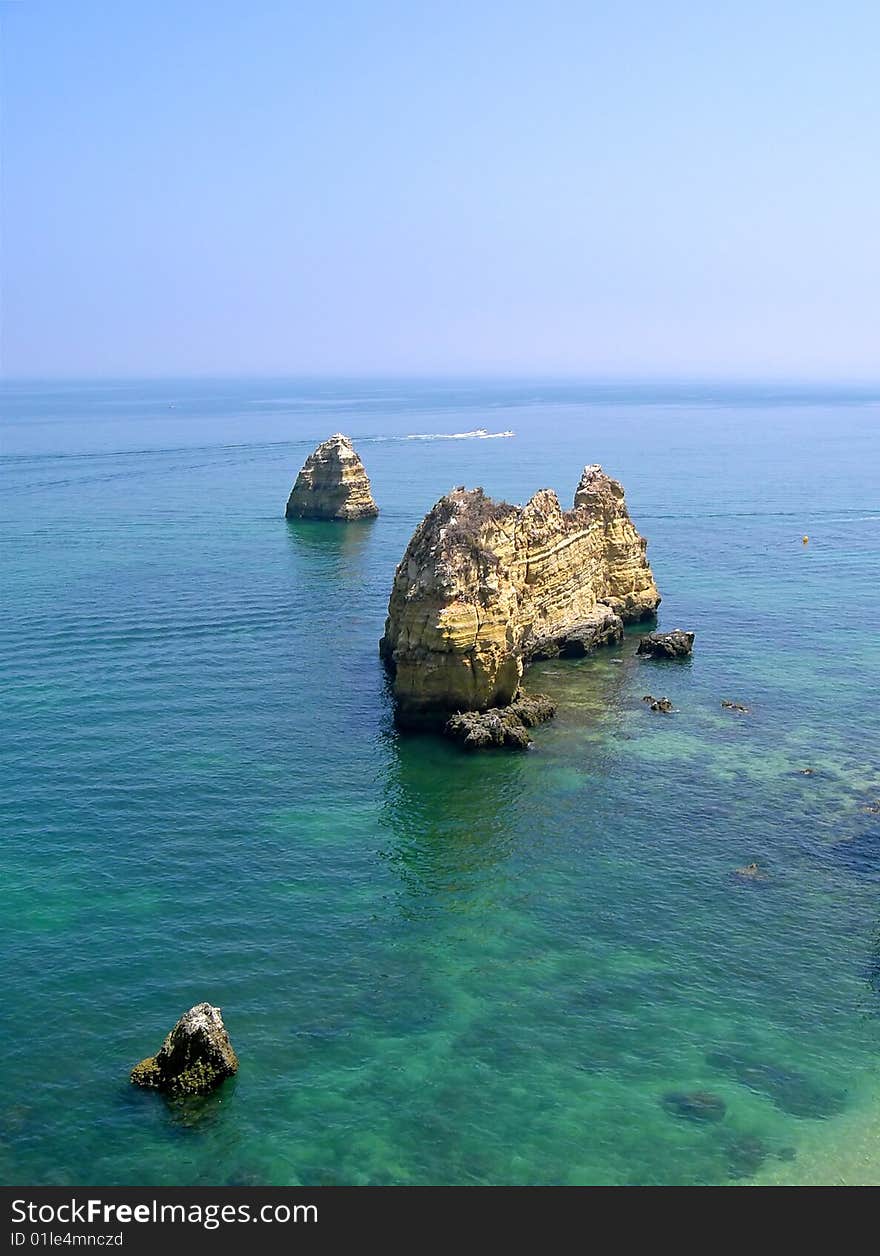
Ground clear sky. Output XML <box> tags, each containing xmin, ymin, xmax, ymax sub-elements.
<box><xmin>2</xmin><ymin>0</ymin><xmax>878</xmax><ymax>379</ymax></box>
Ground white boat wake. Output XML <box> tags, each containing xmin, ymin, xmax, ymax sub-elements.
<box><xmin>404</xmin><ymin>428</ymin><xmax>515</xmax><ymax>441</ymax></box>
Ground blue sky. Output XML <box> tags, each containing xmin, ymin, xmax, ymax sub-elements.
<box><xmin>2</xmin><ymin>1</ymin><xmax>878</xmax><ymax>378</ymax></box>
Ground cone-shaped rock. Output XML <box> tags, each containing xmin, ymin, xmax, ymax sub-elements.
<box><xmin>285</xmin><ymin>433</ymin><xmax>378</xmax><ymax>520</ymax></box>
<box><xmin>380</xmin><ymin>465</ymin><xmax>659</xmax><ymax>725</ymax></box>
<box><xmin>130</xmin><ymin>1003</ymin><xmax>238</xmax><ymax>1096</ymax></box>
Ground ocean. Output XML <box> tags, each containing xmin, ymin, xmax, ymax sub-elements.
<box><xmin>1</xmin><ymin>377</ymin><xmax>879</xmax><ymax>1185</ymax></box>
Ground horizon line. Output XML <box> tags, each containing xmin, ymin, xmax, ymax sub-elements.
<box><xmin>3</xmin><ymin>371</ymin><xmax>880</xmax><ymax>388</ymax></box>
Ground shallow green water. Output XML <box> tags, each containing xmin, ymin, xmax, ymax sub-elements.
<box><xmin>2</xmin><ymin>379</ymin><xmax>879</xmax><ymax>1184</ymax></box>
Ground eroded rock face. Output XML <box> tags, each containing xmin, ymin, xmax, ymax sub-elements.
<box><xmin>380</xmin><ymin>466</ymin><xmax>659</xmax><ymax>724</ymax></box>
<box><xmin>285</xmin><ymin>434</ymin><xmax>378</xmax><ymax>520</ymax></box>
<box><xmin>130</xmin><ymin>1003</ymin><xmax>238</xmax><ymax>1096</ymax></box>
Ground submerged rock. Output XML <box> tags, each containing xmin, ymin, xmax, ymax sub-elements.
<box><xmin>721</xmin><ymin>700</ymin><xmax>750</xmax><ymax>714</ymax></box>
<box><xmin>444</xmin><ymin>692</ymin><xmax>557</xmax><ymax>750</ymax></box>
<box><xmin>706</xmin><ymin>1049</ymin><xmax>846</xmax><ymax>1119</ymax></box>
<box><xmin>130</xmin><ymin>1003</ymin><xmax>238</xmax><ymax>1096</ymax></box>
<box><xmin>733</xmin><ymin>862</ymin><xmax>761</xmax><ymax>879</ymax></box>
<box><xmin>380</xmin><ymin>465</ymin><xmax>659</xmax><ymax>726</ymax></box>
<box><xmin>661</xmin><ymin>1090</ymin><xmax>727</xmax><ymax>1123</ymax></box>
<box><xmin>637</xmin><ymin>629</ymin><xmax>695</xmax><ymax>659</ymax></box>
<box><xmin>720</xmin><ymin>1131</ymin><xmax>769</xmax><ymax>1180</ymax></box>
<box><xmin>285</xmin><ymin>434</ymin><xmax>378</xmax><ymax>520</ymax></box>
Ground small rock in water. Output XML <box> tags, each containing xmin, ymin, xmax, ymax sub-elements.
<box><xmin>733</xmin><ymin>862</ymin><xmax>761</xmax><ymax>880</ymax></box>
<box><xmin>862</xmin><ymin>800</ymin><xmax>880</xmax><ymax>815</ymax></box>
<box><xmin>445</xmin><ymin>708</ymin><xmax>532</xmax><ymax>750</ymax></box>
<box><xmin>721</xmin><ymin>700</ymin><xmax>750</xmax><ymax>713</ymax></box>
<box><xmin>642</xmin><ymin>694</ymin><xmax>674</xmax><ymax>712</ymax></box>
<box><xmin>799</xmin><ymin>768</ymin><xmax>815</xmax><ymax>776</ymax></box>
<box><xmin>637</xmin><ymin>629</ymin><xmax>695</xmax><ymax>659</ymax></box>
<box><xmin>130</xmin><ymin>1003</ymin><xmax>238</xmax><ymax>1096</ymax></box>
<box><xmin>444</xmin><ymin>692</ymin><xmax>555</xmax><ymax>750</ymax></box>
<box><xmin>661</xmin><ymin>1090</ymin><xmax>727</xmax><ymax>1123</ymax></box>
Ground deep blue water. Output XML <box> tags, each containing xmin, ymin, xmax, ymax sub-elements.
<box><xmin>2</xmin><ymin>378</ymin><xmax>879</xmax><ymax>1185</ymax></box>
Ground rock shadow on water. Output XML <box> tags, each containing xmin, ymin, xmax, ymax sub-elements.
<box><xmin>379</xmin><ymin>730</ymin><xmax>526</xmax><ymax>910</ymax></box>
<box><xmin>123</xmin><ymin>1074</ymin><xmax>237</xmax><ymax>1133</ymax></box>
<box><xmin>706</xmin><ymin>1049</ymin><xmax>846</xmax><ymax>1118</ymax></box>
<box><xmin>284</xmin><ymin>515</ymin><xmax>376</xmax><ymax>567</ymax></box>
<box><xmin>830</xmin><ymin>818</ymin><xmax>880</xmax><ymax>883</ymax></box>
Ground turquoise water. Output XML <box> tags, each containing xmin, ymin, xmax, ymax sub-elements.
<box><xmin>2</xmin><ymin>378</ymin><xmax>879</xmax><ymax>1186</ymax></box>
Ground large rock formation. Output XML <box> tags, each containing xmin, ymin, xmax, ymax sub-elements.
<box><xmin>380</xmin><ymin>465</ymin><xmax>659</xmax><ymax>725</ymax></box>
<box><xmin>285</xmin><ymin>433</ymin><xmax>378</xmax><ymax>520</ymax></box>
<box><xmin>130</xmin><ymin>1003</ymin><xmax>238</xmax><ymax>1096</ymax></box>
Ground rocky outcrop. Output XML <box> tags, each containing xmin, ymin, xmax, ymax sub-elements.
<box><xmin>445</xmin><ymin>692</ymin><xmax>557</xmax><ymax>750</ymax></box>
<box><xmin>130</xmin><ymin>1003</ymin><xmax>238</xmax><ymax>1096</ymax></box>
<box><xmin>636</xmin><ymin>629</ymin><xmax>694</xmax><ymax>659</ymax></box>
<box><xmin>642</xmin><ymin>694</ymin><xmax>674</xmax><ymax>713</ymax></box>
<box><xmin>285</xmin><ymin>434</ymin><xmax>378</xmax><ymax>520</ymax></box>
<box><xmin>380</xmin><ymin>465</ymin><xmax>659</xmax><ymax>725</ymax></box>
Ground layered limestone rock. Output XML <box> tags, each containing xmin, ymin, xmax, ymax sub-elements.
<box><xmin>285</xmin><ymin>434</ymin><xmax>378</xmax><ymax>520</ymax></box>
<box><xmin>130</xmin><ymin>1003</ymin><xmax>238</xmax><ymax>1096</ymax></box>
<box><xmin>380</xmin><ymin>465</ymin><xmax>659</xmax><ymax>725</ymax></box>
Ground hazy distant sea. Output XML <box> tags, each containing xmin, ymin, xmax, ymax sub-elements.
<box><xmin>2</xmin><ymin>378</ymin><xmax>879</xmax><ymax>1185</ymax></box>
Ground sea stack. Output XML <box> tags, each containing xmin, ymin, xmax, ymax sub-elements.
<box><xmin>380</xmin><ymin>465</ymin><xmax>659</xmax><ymax>727</ymax></box>
<box><xmin>285</xmin><ymin>433</ymin><xmax>378</xmax><ymax>520</ymax></box>
<box><xmin>130</xmin><ymin>1003</ymin><xmax>238</xmax><ymax>1096</ymax></box>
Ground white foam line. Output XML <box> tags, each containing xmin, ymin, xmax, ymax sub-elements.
<box><xmin>403</xmin><ymin>429</ymin><xmax>515</xmax><ymax>441</ymax></box>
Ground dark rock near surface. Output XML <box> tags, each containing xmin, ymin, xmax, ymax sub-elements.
<box><xmin>720</xmin><ymin>1131</ymin><xmax>769</xmax><ymax>1180</ymax></box>
<box><xmin>637</xmin><ymin>629</ymin><xmax>695</xmax><ymax>659</ymax></box>
<box><xmin>528</xmin><ymin>612</ymin><xmax>624</xmax><ymax>660</ymax></box>
<box><xmin>661</xmin><ymin>1090</ymin><xmax>727</xmax><ymax>1123</ymax></box>
<box><xmin>706</xmin><ymin>1049</ymin><xmax>846</xmax><ymax>1119</ymax></box>
<box><xmin>733</xmin><ymin>862</ymin><xmax>761</xmax><ymax>880</ymax></box>
<box><xmin>130</xmin><ymin>1003</ymin><xmax>238</xmax><ymax>1096</ymax></box>
<box><xmin>721</xmin><ymin>700</ymin><xmax>750</xmax><ymax>714</ymax></box>
<box><xmin>444</xmin><ymin>692</ymin><xmax>556</xmax><ymax>750</ymax></box>
<box><xmin>510</xmin><ymin>693</ymin><xmax>557</xmax><ymax>726</ymax></box>
<box><xmin>641</xmin><ymin>694</ymin><xmax>673</xmax><ymax>712</ymax></box>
